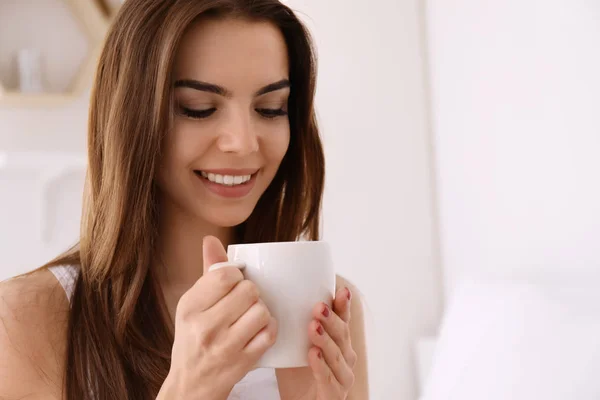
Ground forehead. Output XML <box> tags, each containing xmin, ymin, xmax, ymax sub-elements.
<box><xmin>174</xmin><ymin>17</ymin><xmax>289</xmax><ymax>85</ymax></box>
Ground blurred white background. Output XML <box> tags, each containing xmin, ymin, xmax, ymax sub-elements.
<box><xmin>1</xmin><ymin>1</ymin><xmax>599</xmax><ymax>399</ymax></box>
<box><xmin>423</xmin><ymin>1</ymin><xmax>600</xmax><ymax>399</ymax></box>
<box><xmin>427</xmin><ymin>0</ymin><xmax>600</xmax><ymax>299</ymax></box>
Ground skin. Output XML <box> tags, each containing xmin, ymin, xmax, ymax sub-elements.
<box><xmin>0</xmin><ymin>17</ymin><xmax>369</xmax><ymax>400</ymax></box>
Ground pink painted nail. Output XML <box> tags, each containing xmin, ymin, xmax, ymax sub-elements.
<box><xmin>346</xmin><ymin>287</ymin><xmax>352</xmax><ymax>301</ymax></box>
<box><xmin>316</xmin><ymin>324</ymin><xmax>324</xmax><ymax>336</ymax></box>
<box><xmin>321</xmin><ymin>304</ymin><xmax>330</xmax><ymax>318</ymax></box>
<box><xmin>317</xmin><ymin>350</ymin><xmax>323</xmax><ymax>359</ymax></box>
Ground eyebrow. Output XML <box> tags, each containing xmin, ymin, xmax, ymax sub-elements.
<box><xmin>174</xmin><ymin>79</ymin><xmax>290</xmax><ymax>97</ymax></box>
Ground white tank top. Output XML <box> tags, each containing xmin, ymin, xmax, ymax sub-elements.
<box><xmin>48</xmin><ymin>265</ymin><xmax>281</xmax><ymax>400</ymax></box>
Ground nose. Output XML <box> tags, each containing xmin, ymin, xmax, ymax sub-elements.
<box><xmin>216</xmin><ymin>108</ymin><xmax>259</xmax><ymax>156</ymax></box>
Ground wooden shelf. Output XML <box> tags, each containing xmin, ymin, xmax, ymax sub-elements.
<box><xmin>0</xmin><ymin>0</ymin><xmax>111</xmax><ymax>107</ymax></box>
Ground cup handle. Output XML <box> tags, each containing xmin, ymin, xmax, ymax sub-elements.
<box><xmin>208</xmin><ymin>261</ymin><xmax>246</xmax><ymax>272</ymax></box>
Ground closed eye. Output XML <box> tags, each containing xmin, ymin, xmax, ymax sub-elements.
<box><xmin>179</xmin><ymin>107</ymin><xmax>216</xmax><ymax>119</ymax></box>
<box><xmin>178</xmin><ymin>107</ymin><xmax>287</xmax><ymax>120</ymax></box>
<box><xmin>256</xmin><ymin>108</ymin><xmax>288</xmax><ymax>119</ymax></box>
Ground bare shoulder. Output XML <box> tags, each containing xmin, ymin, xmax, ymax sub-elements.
<box><xmin>0</xmin><ymin>269</ymin><xmax>69</xmax><ymax>398</ymax></box>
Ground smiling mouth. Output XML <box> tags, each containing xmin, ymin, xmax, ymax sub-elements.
<box><xmin>194</xmin><ymin>170</ymin><xmax>256</xmax><ymax>187</ymax></box>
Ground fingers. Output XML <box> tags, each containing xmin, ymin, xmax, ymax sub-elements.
<box><xmin>333</xmin><ymin>286</ymin><xmax>352</xmax><ymax>323</ymax></box>
<box><xmin>202</xmin><ymin>235</ymin><xmax>228</xmax><ymax>274</ymax></box>
<box><xmin>312</xmin><ymin>302</ymin><xmax>356</xmax><ymax>368</ymax></box>
<box><xmin>208</xmin><ymin>279</ymin><xmax>260</xmax><ymax>326</ymax></box>
<box><xmin>230</xmin><ymin>299</ymin><xmax>275</xmax><ymax>349</ymax></box>
<box><xmin>181</xmin><ymin>235</ymin><xmax>245</xmax><ymax>312</ymax></box>
<box><xmin>308</xmin><ymin>346</ymin><xmax>342</xmax><ymax>396</ymax></box>
<box><xmin>242</xmin><ymin>315</ymin><xmax>278</xmax><ymax>359</ymax></box>
<box><xmin>309</xmin><ymin>320</ymin><xmax>355</xmax><ymax>389</ymax></box>
<box><xmin>181</xmin><ymin>266</ymin><xmax>244</xmax><ymax>314</ymax></box>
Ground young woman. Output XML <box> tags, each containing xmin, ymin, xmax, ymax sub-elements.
<box><xmin>0</xmin><ymin>1</ymin><xmax>368</xmax><ymax>399</ymax></box>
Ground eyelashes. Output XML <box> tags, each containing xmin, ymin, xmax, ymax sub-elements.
<box><xmin>178</xmin><ymin>106</ymin><xmax>288</xmax><ymax>120</ymax></box>
<box><xmin>179</xmin><ymin>107</ymin><xmax>216</xmax><ymax>119</ymax></box>
<box><xmin>255</xmin><ymin>108</ymin><xmax>288</xmax><ymax>118</ymax></box>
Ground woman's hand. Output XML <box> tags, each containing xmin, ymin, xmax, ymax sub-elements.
<box><xmin>157</xmin><ymin>236</ymin><xmax>278</xmax><ymax>400</ymax></box>
<box><xmin>307</xmin><ymin>287</ymin><xmax>357</xmax><ymax>400</ymax></box>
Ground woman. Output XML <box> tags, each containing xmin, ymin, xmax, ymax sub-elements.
<box><xmin>0</xmin><ymin>0</ymin><xmax>368</xmax><ymax>399</ymax></box>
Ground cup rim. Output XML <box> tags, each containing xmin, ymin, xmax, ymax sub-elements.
<box><xmin>227</xmin><ymin>240</ymin><xmax>328</xmax><ymax>248</ymax></box>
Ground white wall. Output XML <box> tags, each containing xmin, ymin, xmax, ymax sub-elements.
<box><xmin>287</xmin><ymin>1</ymin><xmax>442</xmax><ymax>398</ymax></box>
<box><xmin>0</xmin><ymin>0</ymin><xmax>90</xmax><ymax>278</ymax></box>
<box><xmin>426</xmin><ymin>0</ymin><xmax>600</xmax><ymax>298</ymax></box>
<box><xmin>1</xmin><ymin>1</ymin><xmax>441</xmax><ymax>399</ymax></box>
<box><xmin>0</xmin><ymin>97</ymin><xmax>88</xmax><ymax>153</ymax></box>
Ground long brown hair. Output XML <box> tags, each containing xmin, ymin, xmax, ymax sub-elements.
<box><xmin>43</xmin><ymin>1</ymin><xmax>324</xmax><ymax>398</ymax></box>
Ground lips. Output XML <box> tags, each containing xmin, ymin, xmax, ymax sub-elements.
<box><xmin>194</xmin><ymin>169</ymin><xmax>259</xmax><ymax>198</ymax></box>
<box><xmin>195</xmin><ymin>170</ymin><xmax>253</xmax><ymax>186</ymax></box>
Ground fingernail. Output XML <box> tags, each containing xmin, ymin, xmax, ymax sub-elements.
<box><xmin>316</xmin><ymin>323</ymin><xmax>324</xmax><ymax>336</ymax></box>
<box><xmin>321</xmin><ymin>304</ymin><xmax>330</xmax><ymax>318</ymax></box>
<box><xmin>317</xmin><ymin>350</ymin><xmax>323</xmax><ymax>359</ymax></box>
<box><xmin>346</xmin><ymin>287</ymin><xmax>352</xmax><ymax>301</ymax></box>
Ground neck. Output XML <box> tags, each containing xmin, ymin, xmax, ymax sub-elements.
<box><xmin>155</xmin><ymin>200</ymin><xmax>234</xmax><ymax>317</ymax></box>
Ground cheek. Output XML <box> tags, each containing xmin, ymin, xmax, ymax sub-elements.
<box><xmin>262</xmin><ymin>128</ymin><xmax>290</xmax><ymax>165</ymax></box>
<box><xmin>157</xmin><ymin>123</ymin><xmax>209</xmax><ymax>188</ymax></box>
<box><xmin>167</xmin><ymin>121</ymin><xmax>214</xmax><ymax>167</ymax></box>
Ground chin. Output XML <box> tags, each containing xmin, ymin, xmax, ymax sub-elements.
<box><xmin>199</xmin><ymin>208</ymin><xmax>253</xmax><ymax>228</ymax></box>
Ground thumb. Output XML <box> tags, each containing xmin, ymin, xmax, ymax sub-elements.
<box><xmin>202</xmin><ymin>235</ymin><xmax>228</xmax><ymax>274</ymax></box>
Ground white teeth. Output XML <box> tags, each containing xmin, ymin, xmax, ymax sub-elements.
<box><xmin>199</xmin><ymin>171</ymin><xmax>253</xmax><ymax>186</ymax></box>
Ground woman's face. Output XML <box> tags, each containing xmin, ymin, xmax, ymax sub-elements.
<box><xmin>157</xmin><ymin>17</ymin><xmax>291</xmax><ymax>227</ymax></box>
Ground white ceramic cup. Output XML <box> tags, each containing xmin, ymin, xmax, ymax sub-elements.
<box><xmin>209</xmin><ymin>241</ymin><xmax>336</xmax><ymax>369</ymax></box>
